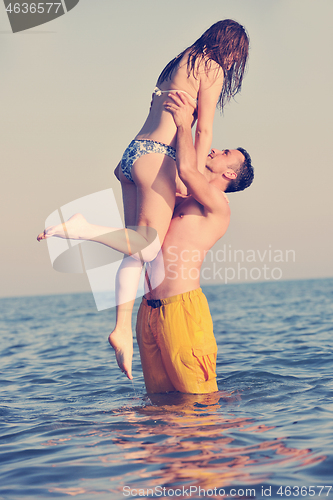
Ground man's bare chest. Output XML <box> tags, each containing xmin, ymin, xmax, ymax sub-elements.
<box><xmin>173</xmin><ymin>195</ymin><xmax>204</xmax><ymax>220</ymax></box>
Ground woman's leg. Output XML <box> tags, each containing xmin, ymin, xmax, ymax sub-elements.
<box><xmin>108</xmin><ymin>177</ymin><xmax>141</xmax><ymax>380</ymax></box>
<box><xmin>109</xmin><ymin>155</ymin><xmax>176</xmax><ymax>380</ymax></box>
<box><xmin>37</xmin><ymin>216</ymin><xmax>159</xmax><ymax>259</ymax></box>
<box><xmin>37</xmin><ymin>154</ymin><xmax>176</xmax><ymax>380</ymax></box>
<box><xmin>132</xmin><ymin>153</ymin><xmax>176</xmax><ymax>240</ymax></box>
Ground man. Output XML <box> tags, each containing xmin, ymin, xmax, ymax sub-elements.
<box><xmin>37</xmin><ymin>94</ymin><xmax>253</xmax><ymax>392</ymax></box>
<box><xmin>135</xmin><ymin>92</ymin><xmax>254</xmax><ymax>393</ymax></box>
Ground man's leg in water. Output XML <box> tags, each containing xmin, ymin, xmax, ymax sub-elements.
<box><xmin>137</xmin><ymin>290</ymin><xmax>218</xmax><ymax>394</ymax></box>
<box><xmin>136</xmin><ymin>297</ymin><xmax>176</xmax><ymax>393</ymax></box>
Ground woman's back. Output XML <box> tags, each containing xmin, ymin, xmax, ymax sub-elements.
<box><xmin>134</xmin><ymin>19</ymin><xmax>249</xmax><ymax>151</ymax></box>
<box><xmin>135</xmin><ymin>51</ymin><xmax>200</xmax><ymax>147</ymax></box>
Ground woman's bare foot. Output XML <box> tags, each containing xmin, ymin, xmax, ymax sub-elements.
<box><xmin>108</xmin><ymin>328</ymin><xmax>133</xmax><ymax>380</ymax></box>
<box><xmin>37</xmin><ymin>213</ymin><xmax>91</xmax><ymax>242</ymax></box>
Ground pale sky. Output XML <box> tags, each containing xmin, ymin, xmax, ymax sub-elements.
<box><xmin>1</xmin><ymin>0</ymin><xmax>333</xmax><ymax>298</ymax></box>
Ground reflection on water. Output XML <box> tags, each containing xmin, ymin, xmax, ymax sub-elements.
<box><xmin>44</xmin><ymin>391</ymin><xmax>325</xmax><ymax>497</ymax></box>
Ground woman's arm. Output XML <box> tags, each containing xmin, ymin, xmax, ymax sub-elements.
<box><xmin>195</xmin><ymin>61</ymin><xmax>224</xmax><ymax>173</ymax></box>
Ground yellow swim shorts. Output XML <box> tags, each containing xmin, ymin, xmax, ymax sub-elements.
<box><xmin>136</xmin><ymin>288</ymin><xmax>218</xmax><ymax>394</ymax></box>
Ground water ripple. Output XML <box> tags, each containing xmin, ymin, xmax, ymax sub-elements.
<box><xmin>0</xmin><ymin>280</ymin><xmax>332</xmax><ymax>499</ymax></box>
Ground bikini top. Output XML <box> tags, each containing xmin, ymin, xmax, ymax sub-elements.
<box><xmin>153</xmin><ymin>86</ymin><xmax>197</xmax><ymax>104</ymax></box>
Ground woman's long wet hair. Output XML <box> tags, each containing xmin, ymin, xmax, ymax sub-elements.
<box><xmin>157</xmin><ymin>20</ymin><xmax>249</xmax><ymax>111</ymax></box>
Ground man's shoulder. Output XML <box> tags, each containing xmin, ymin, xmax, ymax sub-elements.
<box><xmin>203</xmin><ymin>184</ymin><xmax>231</xmax><ymax>216</ymax></box>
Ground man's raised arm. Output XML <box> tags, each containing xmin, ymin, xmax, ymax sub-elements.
<box><xmin>164</xmin><ymin>93</ymin><xmax>225</xmax><ymax>213</ymax></box>
<box><xmin>164</xmin><ymin>92</ymin><xmax>198</xmax><ymax>182</ymax></box>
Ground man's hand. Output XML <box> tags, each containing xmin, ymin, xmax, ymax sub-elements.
<box><xmin>164</xmin><ymin>92</ymin><xmax>197</xmax><ymax>129</ymax></box>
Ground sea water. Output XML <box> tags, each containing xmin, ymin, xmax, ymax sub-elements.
<box><xmin>0</xmin><ymin>279</ymin><xmax>332</xmax><ymax>499</ymax></box>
